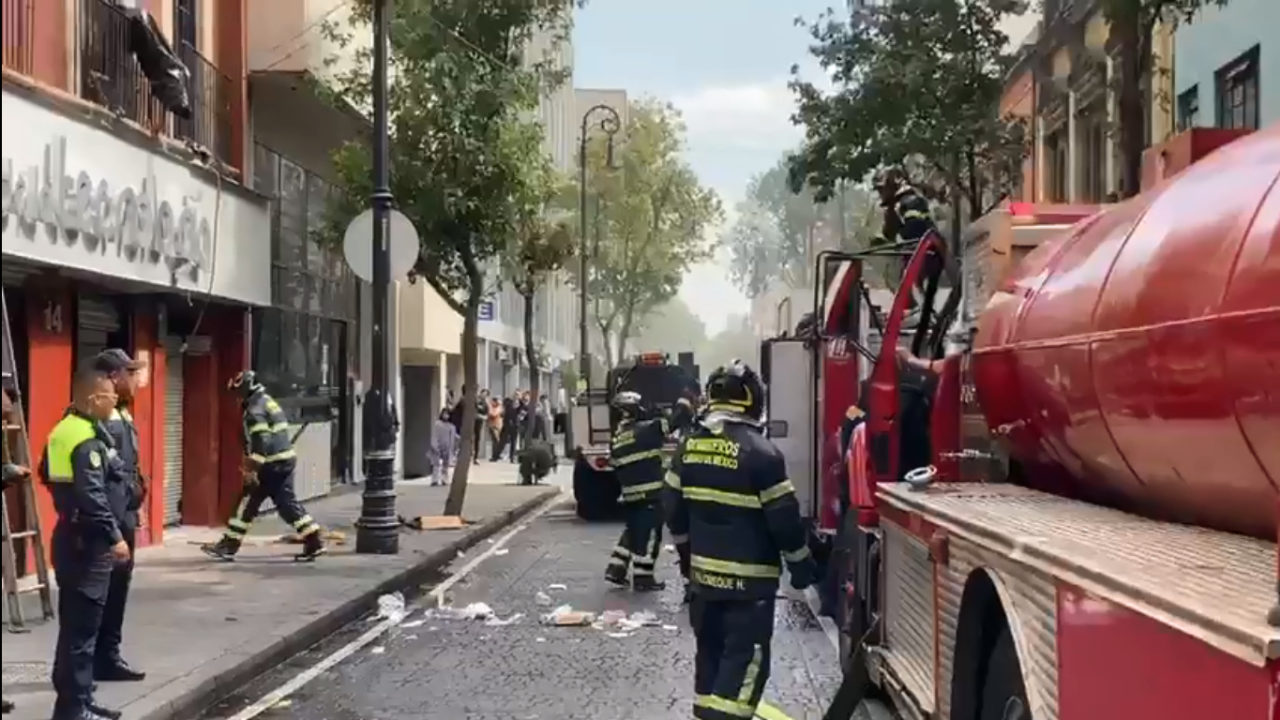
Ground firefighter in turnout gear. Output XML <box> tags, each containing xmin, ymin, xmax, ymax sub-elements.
<box><xmin>663</xmin><ymin>360</ymin><xmax>819</xmax><ymax>720</ymax></box>
<box><xmin>44</xmin><ymin>369</ymin><xmax>132</xmax><ymax>720</ymax></box>
<box><xmin>604</xmin><ymin>391</ymin><xmax>669</xmax><ymax>591</ymax></box>
<box><xmin>872</xmin><ymin>165</ymin><xmax>936</xmax><ymax>244</ymax></box>
<box><xmin>201</xmin><ymin>371</ymin><xmax>326</xmax><ymax>562</ymax></box>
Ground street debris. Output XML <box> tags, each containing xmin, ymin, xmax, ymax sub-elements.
<box><xmin>400</xmin><ymin>619</ymin><xmax>426</xmax><ymax>629</ymax></box>
<box><xmin>485</xmin><ymin>612</ymin><xmax>525</xmax><ymax>627</ymax></box>
<box><xmin>371</xmin><ymin>646</ymin><xmax>386</xmax><ymax>655</ymax></box>
<box><xmin>541</xmin><ymin>604</ymin><xmax>596</xmax><ymax>626</ymax></box>
<box><xmin>547</xmin><ymin>583</ymin><xmax>567</xmax><ymax>591</ymax></box>
<box><xmin>534</xmin><ymin>591</ymin><xmax>553</xmax><ymax>606</ymax></box>
<box><xmin>495</xmin><ymin>548</ymin><xmax>510</xmax><ymax>556</ymax></box>
<box><xmin>433</xmin><ymin>602</ymin><xmax>496</xmax><ymax>620</ymax></box>
<box><xmin>377</xmin><ymin>592</ymin><xmax>407</xmax><ymax>621</ymax></box>
<box><xmin>398</xmin><ymin>514</ymin><xmax>469</xmax><ymax>531</ymax></box>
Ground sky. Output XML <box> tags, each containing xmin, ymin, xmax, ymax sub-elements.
<box><xmin>572</xmin><ymin>0</ymin><xmax>837</xmax><ymax>335</ymax></box>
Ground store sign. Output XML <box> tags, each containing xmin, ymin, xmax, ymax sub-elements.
<box><xmin>1</xmin><ymin>135</ymin><xmax>213</xmax><ymax>285</ymax></box>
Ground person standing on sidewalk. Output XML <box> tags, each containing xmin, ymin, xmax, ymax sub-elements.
<box><xmin>44</xmin><ymin>368</ymin><xmax>132</xmax><ymax>720</ymax></box>
<box><xmin>430</xmin><ymin>408</ymin><xmax>456</xmax><ymax>486</ymax></box>
<box><xmin>201</xmin><ymin>371</ymin><xmax>326</xmax><ymax>562</ymax></box>
<box><xmin>88</xmin><ymin>349</ymin><xmax>147</xmax><ymax>684</ymax></box>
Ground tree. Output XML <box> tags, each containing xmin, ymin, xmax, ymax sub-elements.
<box><xmin>1101</xmin><ymin>0</ymin><xmax>1229</xmax><ymax>198</ymax></box>
<box><xmin>507</xmin><ymin>164</ymin><xmax>575</xmax><ymax>443</ymax></box>
<box><xmin>316</xmin><ymin>0</ymin><xmax>575</xmax><ymax>515</ymax></box>
<box><xmin>725</xmin><ymin>155</ymin><xmax>883</xmax><ymax>297</ymax></box>
<box><xmin>628</xmin><ymin>297</ymin><xmax>708</xmax><ymax>356</ymax></box>
<box><xmin>788</xmin><ymin>0</ymin><xmax>1029</xmax><ymax>231</ymax></box>
<box><xmin>581</xmin><ymin>100</ymin><xmax>722</xmax><ymax>368</ymax></box>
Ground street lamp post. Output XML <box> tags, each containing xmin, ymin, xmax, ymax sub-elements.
<box><xmin>356</xmin><ymin>0</ymin><xmax>399</xmax><ymax>554</ymax></box>
<box><xmin>577</xmin><ymin>104</ymin><xmax>621</xmax><ymax>396</ymax></box>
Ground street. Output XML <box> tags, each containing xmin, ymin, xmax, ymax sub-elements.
<box><xmin>199</xmin><ymin>497</ymin><xmax>843</xmax><ymax>720</ymax></box>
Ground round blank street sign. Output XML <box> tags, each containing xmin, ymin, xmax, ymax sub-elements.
<box><xmin>343</xmin><ymin>208</ymin><xmax>420</xmax><ymax>283</ymax></box>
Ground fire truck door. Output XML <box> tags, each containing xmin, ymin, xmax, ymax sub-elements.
<box><xmin>763</xmin><ymin>339</ymin><xmax>817</xmax><ymax>518</ymax></box>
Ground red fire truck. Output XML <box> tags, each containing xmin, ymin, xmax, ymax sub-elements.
<box><xmin>762</xmin><ymin>124</ymin><xmax>1279</xmax><ymax>720</ymax></box>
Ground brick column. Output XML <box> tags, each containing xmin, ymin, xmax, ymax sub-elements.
<box><xmin>215</xmin><ymin>0</ymin><xmax>249</xmax><ymax>175</ymax></box>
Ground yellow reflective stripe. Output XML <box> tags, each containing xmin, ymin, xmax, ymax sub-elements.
<box><xmin>622</xmin><ymin>481</ymin><xmax>663</xmax><ymax>496</ymax></box>
<box><xmin>755</xmin><ymin>700</ymin><xmax>798</xmax><ymax>720</ymax></box>
<box><xmin>292</xmin><ymin>515</ymin><xmax>316</xmax><ymax>529</ymax></box>
<box><xmin>670</xmin><ymin>533</ymin><xmax>688</xmax><ymax>544</ymax></box>
<box><xmin>738</xmin><ymin>644</ymin><xmax>762</xmax><ymax>704</ymax></box>
<box><xmin>759</xmin><ymin>480</ymin><xmax>795</xmax><ymax>504</ymax></box>
<box><xmin>901</xmin><ymin>209</ymin><xmax>929</xmax><ymax>220</ymax></box>
<box><xmin>660</xmin><ymin>417</ymin><xmax>670</xmax><ymax>434</ymax></box>
<box><xmin>248</xmin><ymin>422</ymin><xmax>290</xmax><ymax>435</ymax></box>
<box><xmin>684</xmin><ymin>486</ymin><xmax>762</xmax><ymax>509</ymax></box>
<box><xmin>695</xmin><ymin>694</ymin><xmax>755</xmax><ymax>718</ymax></box>
<box><xmin>225</xmin><ymin>528</ymin><xmax>246</xmax><ymax>540</ymax></box>
<box><xmin>664</xmin><ymin>471</ymin><xmax>681</xmax><ymax>488</ymax></box>
<box><xmin>783</xmin><ymin>546</ymin><xmax>811</xmax><ymax>563</ymax></box>
<box><xmin>250</xmin><ymin>450</ymin><xmax>297</xmax><ymax>464</ymax></box>
<box><xmin>614</xmin><ymin>449</ymin><xmax>662</xmax><ymax>465</ymax></box>
<box><xmin>691</xmin><ymin>554</ymin><xmax>780</xmax><ymax>579</ymax></box>
<box><xmin>228</xmin><ymin>518</ymin><xmax>249</xmax><ymax>531</ymax></box>
<box><xmin>46</xmin><ymin>475</ymin><xmax>74</xmax><ymax>484</ymax></box>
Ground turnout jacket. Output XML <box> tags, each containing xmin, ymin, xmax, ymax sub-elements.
<box><xmin>611</xmin><ymin>415</ymin><xmax>669</xmax><ymax>503</ymax></box>
<box><xmin>663</xmin><ymin>413</ymin><xmax>812</xmax><ymax>599</ymax></box>
<box><xmin>243</xmin><ymin>389</ymin><xmax>297</xmax><ymax>466</ymax></box>
<box><xmin>881</xmin><ymin>185</ymin><xmax>936</xmax><ymax>244</ymax></box>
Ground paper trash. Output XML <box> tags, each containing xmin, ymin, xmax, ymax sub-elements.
<box><xmin>541</xmin><ymin>604</ymin><xmax>596</xmax><ymax>626</ymax></box>
<box><xmin>377</xmin><ymin>592</ymin><xmax>407</xmax><ymax>620</ymax></box>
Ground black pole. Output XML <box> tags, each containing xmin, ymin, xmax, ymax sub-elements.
<box><xmin>576</xmin><ymin>104</ymin><xmax>620</xmax><ymax>395</ymax></box>
<box><xmin>357</xmin><ymin>0</ymin><xmax>398</xmax><ymax>554</ymax></box>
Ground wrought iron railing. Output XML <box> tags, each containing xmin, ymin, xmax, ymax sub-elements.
<box><xmin>2</xmin><ymin>0</ymin><xmax>35</xmax><ymax>75</ymax></box>
<box><xmin>75</xmin><ymin>0</ymin><xmax>233</xmax><ymax>167</ymax></box>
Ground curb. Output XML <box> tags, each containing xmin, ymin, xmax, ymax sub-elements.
<box><xmin>136</xmin><ymin>487</ymin><xmax>562</xmax><ymax>720</ymax></box>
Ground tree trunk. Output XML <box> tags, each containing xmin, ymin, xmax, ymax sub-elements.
<box><xmin>1114</xmin><ymin>14</ymin><xmax>1146</xmax><ymax>199</ymax></box>
<box><xmin>521</xmin><ymin>286</ymin><xmax>539</xmax><ymax>445</ymax></box>
<box><xmin>444</xmin><ymin>269</ymin><xmax>484</xmax><ymax>517</ymax></box>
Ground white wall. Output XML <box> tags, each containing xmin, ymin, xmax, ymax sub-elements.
<box><xmin>1</xmin><ymin>90</ymin><xmax>272</xmax><ymax>307</ymax></box>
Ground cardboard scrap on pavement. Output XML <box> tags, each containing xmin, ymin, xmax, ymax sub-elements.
<box><xmin>399</xmin><ymin>514</ymin><xmax>470</xmax><ymax>531</ymax></box>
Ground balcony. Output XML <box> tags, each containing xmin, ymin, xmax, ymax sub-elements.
<box><xmin>2</xmin><ymin>0</ymin><xmax>34</xmax><ymax>76</ymax></box>
<box><xmin>74</xmin><ymin>0</ymin><xmax>233</xmax><ymax>167</ymax></box>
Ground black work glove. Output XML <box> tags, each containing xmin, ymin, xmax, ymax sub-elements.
<box><xmin>788</xmin><ymin>557</ymin><xmax>820</xmax><ymax>591</ymax></box>
<box><xmin>675</xmin><ymin>542</ymin><xmax>691</xmax><ymax>579</ymax></box>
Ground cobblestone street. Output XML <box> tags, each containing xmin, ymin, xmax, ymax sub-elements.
<box><xmin>201</xmin><ymin>499</ymin><xmax>843</xmax><ymax>720</ymax></box>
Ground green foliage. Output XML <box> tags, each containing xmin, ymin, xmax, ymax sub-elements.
<box><xmin>723</xmin><ymin>155</ymin><xmax>882</xmax><ymax>298</ymax></box>
<box><xmin>788</xmin><ymin>0</ymin><xmax>1029</xmax><ymax>217</ymax></box>
<box><xmin>581</xmin><ymin>99</ymin><xmax>722</xmax><ymax>365</ymax></box>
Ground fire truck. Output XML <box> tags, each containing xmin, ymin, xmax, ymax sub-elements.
<box><xmin>763</xmin><ymin>125</ymin><xmax>1279</xmax><ymax>720</ymax></box>
<box><xmin>569</xmin><ymin>351</ymin><xmax>700</xmax><ymax>520</ymax></box>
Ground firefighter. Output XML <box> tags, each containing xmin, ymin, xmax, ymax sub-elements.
<box><xmin>872</xmin><ymin>165</ymin><xmax>936</xmax><ymax>244</ymax></box>
<box><xmin>603</xmin><ymin>390</ymin><xmax>668</xmax><ymax>591</ymax></box>
<box><xmin>201</xmin><ymin>371</ymin><xmax>325</xmax><ymax>562</ymax></box>
<box><xmin>664</xmin><ymin>360</ymin><xmax>819</xmax><ymax>720</ymax></box>
<box><xmin>45</xmin><ymin>368</ymin><xmax>132</xmax><ymax>720</ymax></box>
<box><xmin>89</xmin><ymin>349</ymin><xmax>147</xmax><ymax>683</ymax></box>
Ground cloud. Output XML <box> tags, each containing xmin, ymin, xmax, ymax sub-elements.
<box><xmin>671</xmin><ymin>79</ymin><xmax>802</xmax><ymax>155</ymax></box>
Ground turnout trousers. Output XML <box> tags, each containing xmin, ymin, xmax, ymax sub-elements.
<box><xmin>689</xmin><ymin>594</ymin><xmax>776</xmax><ymax>719</ymax></box>
<box><xmin>50</xmin><ymin>528</ymin><xmax>114</xmax><ymax>715</ymax></box>
<box><xmin>606</xmin><ymin>499</ymin><xmax>662</xmax><ymax>578</ymax></box>
<box><xmin>224</xmin><ymin>459</ymin><xmax>320</xmax><ymax>541</ymax></box>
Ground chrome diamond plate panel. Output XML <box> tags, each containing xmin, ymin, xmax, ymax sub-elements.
<box><xmin>882</xmin><ymin>522</ymin><xmax>937</xmax><ymax>713</ymax></box>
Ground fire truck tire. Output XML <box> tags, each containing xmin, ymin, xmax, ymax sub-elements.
<box><xmin>573</xmin><ymin>460</ymin><xmax>619</xmax><ymax>521</ymax></box>
<box><xmin>979</xmin><ymin>626</ymin><xmax>1031</xmax><ymax>720</ymax></box>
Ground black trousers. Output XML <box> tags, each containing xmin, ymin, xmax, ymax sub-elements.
<box><xmin>608</xmin><ymin>500</ymin><xmax>662</xmax><ymax>576</ymax></box>
<box><xmin>51</xmin><ymin>530</ymin><xmax>114</xmax><ymax>713</ymax></box>
<box><xmin>689</xmin><ymin>594</ymin><xmax>776</xmax><ymax>719</ymax></box>
<box><xmin>94</xmin><ymin>524</ymin><xmax>135</xmax><ymax>669</ymax></box>
<box><xmin>226</xmin><ymin>460</ymin><xmax>318</xmax><ymax>539</ymax></box>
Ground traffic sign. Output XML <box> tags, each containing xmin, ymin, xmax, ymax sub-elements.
<box><xmin>342</xmin><ymin>209</ymin><xmax>420</xmax><ymax>283</ymax></box>
<box><xmin>478</xmin><ymin>300</ymin><xmax>495</xmax><ymax>322</ymax></box>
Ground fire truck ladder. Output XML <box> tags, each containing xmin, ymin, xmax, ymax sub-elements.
<box><xmin>1</xmin><ymin>287</ymin><xmax>55</xmax><ymax>632</ymax></box>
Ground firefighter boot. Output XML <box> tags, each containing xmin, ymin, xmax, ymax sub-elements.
<box><xmin>604</xmin><ymin>563</ymin><xmax>629</xmax><ymax>587</ymax></box>
<box><xmin>294</xmin><ymin>532</ymin><xmax>327</xmax><ymax>562</ymax></box>
<box><xmin>200</xmin><ymin>536</ymin><xmax>241</xmax><ymax>562</ymax></box>
<box><xmin>633</xmin><ymin>575</ymin><xmax>666</xmax><ymax>592</ymax></box>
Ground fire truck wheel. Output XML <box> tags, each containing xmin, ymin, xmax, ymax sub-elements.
<box><xmin>572</xmin><ymin>460</ymin><xmax>619</xmax><ymax>521</ymax></box>
<box><xmin>979</xmin><ymin>626</ymin><xmax>1031</xmax><ymax>720</ymax></box>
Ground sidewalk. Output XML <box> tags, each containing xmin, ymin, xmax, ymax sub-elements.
<box><xmin>2</xmin><ymin>463</ymin><xmax>560</xmax><ymax>720</ymax></box>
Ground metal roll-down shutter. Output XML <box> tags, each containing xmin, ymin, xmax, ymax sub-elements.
<box><xmin>162</xmin><ymin>341</ymin><xmax>185</xmax><ymax>525</ymax></box>
<box><xmin>76</xmin><ymin>294</ymin><xmax>120</xmax><ymax>366</ymax></box>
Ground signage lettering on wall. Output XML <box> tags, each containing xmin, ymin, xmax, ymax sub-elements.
<box><xmin>1</xmin><ymin>136</ymin><xmax>213</xmax><ymax>285</ymax></box>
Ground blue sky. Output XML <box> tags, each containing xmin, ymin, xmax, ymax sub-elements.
<box><xmin>573</xmin><ymin>0</ymin><xmax>837</xmax><ymax>333</ymax></box>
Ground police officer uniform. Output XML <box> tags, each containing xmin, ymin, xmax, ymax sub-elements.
<box><xmin>44</xmin><ymin>400</ymin><xmax>130</xmax><ymax>720</ymax></box>
<box><xmin>604</xmin><ymin>391</ymin><xmax>669</xmax><ymax>591</ymax></box>
<box><xmin>202</xmin><ymin>371</ymin><xmax>325</xmax><ymax>561</ymax></box>
<box><xmin>664</xmin><ymin>361</ymin><xmax>818</xmax><ymax>720</ymax></box>
<box><xmin>90</xmin><ymin>350</ymin><xmax>147</xmax><ymax>683</ymax></box>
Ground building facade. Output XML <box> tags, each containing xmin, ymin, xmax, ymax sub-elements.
<box><xmin>1172</xmin><ymin>0</ymin><xmax>1276</xmax><ymax>132</ymax></box>
<box><xmin>2</xmin><ymin>0</ymin><xmax>265</xmax><ymax>547</ymax></box>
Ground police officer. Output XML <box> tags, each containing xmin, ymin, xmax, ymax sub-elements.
<box><xmin>201</xmin><ymin>371</ymin><xmax>325</xmax><ymax>561</ymax></box>
<box><xmin>45</xmin><ymin>368</ymin><xmax>132</xmax><ymax>720</ymax></box>
<box><xmin>89</xmin><ymin>349</ymin><xmax>147</xmax><ymax>683</ymax></box>
<box><xmin>663</xmin><ymin>361</ymin><xmax>819</xmax><ymax>720</ymax></box>
<box><xmin>603</xmin><ymin>391</ymin><xmax>669</xmax><ymax>591</ymax></box>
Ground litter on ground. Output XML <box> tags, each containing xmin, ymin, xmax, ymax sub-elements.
<box><xmin>377</xmin><ymin>592</ymin><xmax>407</xmax><ymax>620</ymax></box>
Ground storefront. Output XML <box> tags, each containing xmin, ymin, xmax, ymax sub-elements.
<box><xmin>1</xmin><ymin>85</ymin><xmax>272</xmax><ymax>548</ymax></box>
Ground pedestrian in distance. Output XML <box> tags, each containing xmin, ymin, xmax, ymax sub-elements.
<box><xmin>431</xmin><ymin>407</ymin><xmax>457</xmax><ymax>486</ymax></box>
<box><xmin>88</xmin><ymin>349</ymin><xmax>148</xmax><ymax>684</ymax></box>
<box><xmin>663</xmin><ymin>360</ymin><xmax>820</xmax><ymax>720</ymax></box>
<box><xmin>201</xmin><ymin>370</ymin><xmax>326</xmax><ymax>562</ymax></box>
<box><xmin>604</xmin><ymin>390</ymin><xmax>670</xmax><ymax>592</ymax></box>
<box><xmin>43</xmin><ymin>368</ymin><xmax>133</xmax><ymax>720</ymax></box>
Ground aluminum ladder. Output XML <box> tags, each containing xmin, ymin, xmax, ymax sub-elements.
<box><xmin>1</xmin><ymin>287</ymin><xmax>55</xmax><ymax>631</ymax></box>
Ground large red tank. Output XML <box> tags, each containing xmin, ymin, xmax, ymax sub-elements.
<box><xmin>971</xmin><ymin>123</ymin><xmax>1280</xmax><ymax>539</ymax></box>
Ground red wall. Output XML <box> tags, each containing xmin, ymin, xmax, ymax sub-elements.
<box><xmin>130</xmin><ymin>301</ymin><xmax>165</xmax><ymax>546</ymax></box>
<box><xmin>215</xmin><ymin>309</ymin><xmax>251</xmax><ymax>523</ymax></box>
<box><xmin>23</xmin><ymin>281</ymin><xmax>72</xmax><ymax>564</ymax></box>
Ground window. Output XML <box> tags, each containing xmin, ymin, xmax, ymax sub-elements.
<box><xmin>1177</xmin><ymin>86</ymin><xmax>1200</xmax><ymax>131</ymax></box>
<box><xmin>1216</xmin><ymin>46</ymin><xmax>1260</xmax><ymax>131</ymax></box>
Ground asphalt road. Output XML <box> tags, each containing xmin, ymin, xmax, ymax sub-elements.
<box><xmin>200</xmin><ymin>499</ymin><xmax>843</xmax><ymax>720</ymax></box>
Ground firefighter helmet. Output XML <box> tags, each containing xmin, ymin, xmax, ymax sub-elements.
<box><xmin>612</xmin><ymin>390</ymin><xmax>644</xmax><ymax>421</ymax></box>
<box><xmin>704</xmin><ymin>360</ymin><xmax>764</xmax><ymax>420</ymax></box>
<box><xmin>227</xmin><ymin>370</ymin><xmax>263</xmax><ymax>395</ymax></box>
